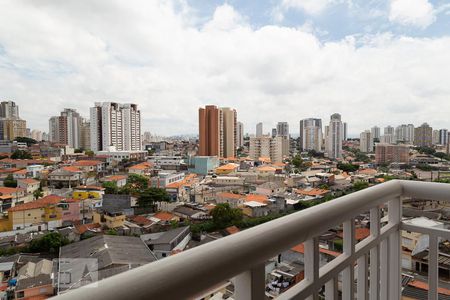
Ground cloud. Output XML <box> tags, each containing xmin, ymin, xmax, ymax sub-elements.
<box><xmin>389</xmin><ymin>0</ymin><xmax>436</xmax><ymax>28</ymax></box>
<box><xmin>0</xmin><ymin>1</ymin><xmax>450</xmax><ymax>136</ymax></box>
<box><xmin>280</xmin><ymin>0</ymin><xmax>335</xmax><ymax>15</ymax></box>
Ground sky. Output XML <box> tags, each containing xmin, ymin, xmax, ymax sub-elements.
<box><xmin>0</xmin><ymin>0</ymin><xmax>450</xmax><ymax>137</ymax></box>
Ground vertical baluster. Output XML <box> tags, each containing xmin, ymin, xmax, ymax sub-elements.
<box><xmin>342</xmin><ymin>219</ymin><xmax>355</xmax><ymax>300</ymax></box>
<box><xmin>305</xmin><ymin>238</ymin><xmax>319</xmax><ymax>300</ymax></box>
<box><xmin>369</xmin><ymin>207</ymin><xmax>380</xmax><ymax>300</ymax></box>
<box><xmin>379</xmin><ymin>239</ymin><xmax>389</xmax><ymax>300</ymax></box>
<box><xmin>357</xmin><ymin>254</ymin><xmax>368</xmax><ymax>300</ymax></box>
<box><xmin>233</xmin><ymin>263</ymin><xmax>265</xmax><ymax>300</ymax></box>
<box><xmin>428</xmin><ymin>234</ymin><xmax>438</xmax><ymax>300</ymax></box>
<box><xmin>388</xmin><ymin>198</ymin><xmax>401</xmax><ymax>300</ymax></box>
<box><xmin>325</xmin><ymin>277</ymin><xmax>338</xmax><ymax>300</ymax></box>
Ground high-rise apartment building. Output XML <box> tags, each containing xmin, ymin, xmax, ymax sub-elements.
<box><xmin>343</xmin><ymin>122</ymin><xmax>348</xmax><ymax>141</ymax></box>
<box><xmin>49</xmin><ymin>109</ymin><xmax>82</xmax><ymax>148</ymax></box>
<box><xmin>256</xmin><ymin>122</ymin><xmax>263</xmax><ymax>137</ymax></box>
<box><xmin>414</xmin><ymin>123</ymin><xmax>433</xmax><ymax>147</ymax></box>
<box><xmin>249</xmin><ymin>136</ymin><xmax>282</xmax><ymax>163</ymax></box>
<box><xmin>80</xmin><ymin>119</ymin><xmax>91</xmax><ymax>150</ymax></box>
<box><xmin>0</xmin><ymin>101</ymin><xmax>19</xmax><ymax>119</ymax></box>
<box><xmin>198</xmin><ymin>105</ymin><xmax>236</xmax><ymax>158</ymax></box>
<box><xmin>395</xmin><ymin>124</ymin><xmax>415</xmax><ymax>143</ymax></box>
<box><xmin>371</xmin><ymin>126</ymin><xmax>381</xmax><ymax>140</ymax></box>
<box><xmin>276</xmin><ymin>122</ymin><xmax>289</xmax><ymax>137</ymax></box>
<box><xmin>31</xmin><ymin>130</ymin><xmax>43</xmax><ymax>141</ymax></box>
<box><xmin>300</xmin><ymin>118</ymin><xmax>322</xmax><ymax>152</ymax></box>
<box><xmin>375</xmin><ymin>144</ymin><xmax>410</xmax><ymax>164</ymax></box>
<box><xmin>439</xmin><ymin>129</ymin><xmax>448</xmax><ymax>146</ymax></box>
<box><xmin>276</xmin><ymin>122</ymin><xmax>289</xmax><ymax>157</ymax></box>
<box><xmin>432</xmin><ymin>130</ymin><xmax>440</xmax><ymax>145</ymax></box>
<box><xmin>90</xmin><ymin>102</ymin><xmax>141</xmax><ymax>152</ymax></box>
<box><xmin>271</xmin><ymin>128</ymin><xmax>277</xmax><ymax>138</ymax></box>
<box><xmin>0</xmin><ymin>101</ymin><xmax>27</xmax><ymax>141</ymax></box>
<box><xmin>384</xmin><ymin>126</ymin><xmax>394</xmax><ymax>136</ymax></box>
<box><xmin>359</xmin><ymin>130</ymin><xmax>373</xmax><ymax>153</ymax></box>
<box><xmin>237</xmin><ymin>122</ymin><xmax>244</xmax><ymax>148</ymax></box>
<box><xmin>380</xmin><ymin>134</ymin><xmax>395</xmax><ymax>144</ymax></box>
<box><xmin>326</xmin><ymin>113</ymin><xmax>343</xmax><ymax>159</ymax></box>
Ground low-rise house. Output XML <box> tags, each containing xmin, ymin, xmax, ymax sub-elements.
<box><xmin>15</xmin><ymin>273</ymin><xmax>54</xmax><ymax>299</ymax></box>
<box><xmin>58</xmin><ymin>235</ymin><xmax>157</xmax><ymax>293</ymax></box>
<box><xmin>48</xmin><ymin>168</ymin><xmax>83</xmax><ymax>188</ymax></box>
<box><xmin>17</xmin><ymin>179</ymin><xmax>40</xmax><ymax>194</ymax></box>
<box><xmin>26</xmin><ymin>165</ymin><xmax>45</xmax><ymax>178</ymax></box>
<box><xmin>151</xmin><ymin>171</ymin><xmax>184</xmax><ymax>188</ymax></box>
<box><xmin>151</xmin><ymin>211</ymin><xmax>179</xmax><ymax>225</ymax></box>
<box><xmin>256</xmin><ymin>166</ymin><xmax>277</xmax><ymax>177</ymax></box>
<box><xmin>164</xmin><ymin>173</ymin><xmax>198</xmax><ymax>202</ymax></box>
<box><xmin>294</xmin><ymin>188</ymin><xmax>330</xmax><ymax>199</ymax></box>
<box><xmin>101</xmin><ymin>175</ymin><xmax>127</xmax><ymax>188</ymax></box>
<box><xmin>173</xmin><ymin>205</ymin><xmax>210</xmax><ymax>221</ymax></box>
<box><xmin>215</xmin><ymin>192</ymin><xmax>245</xmax><ymax>208</ymax></box>
<box><xmin>72</xmin><ymin>160</ymin><xmax>104</xmax><ymax>173</ymax></box>
<box><xmin>0</xmin><ymin>187</ymin><xmax>26</xmax><ymax>212</ymax></box>
<box><xmin>12</xmin><ymin>169</ymin><xmax>28</xmax><ymax>180</ymax></box>
<box><xmin>72</xmin><ymin>186</ymin><xmax>105</xmax><ymax>200</ymax></box>
<box><xmin>141</xmin><ymin>226</ymin><xmax>191</xmax><ymax>259</ymax></box>
<box><xmin>210</xmin><ymin>176</ymin><xmax>245</xmax><ymax>186</ymax></box>
<box><xmin>6</xmin><ymin>195</ymin><xmax>65</xmax><ymax>230</ymax></box>
<box><xmin>215</xmin><ymin>163</ymin><xmax>239</xmax><ymax>175</ymax></box>
<box><xmin>128</xmin><ymin>162</ymin><xmax>153</xmax><ymax>176</ymax></box>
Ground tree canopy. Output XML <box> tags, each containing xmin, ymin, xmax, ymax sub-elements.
<box><xmin>3</xmin><ymin>174</ymin><xmax>17</xmax><ymax>188</ymax></box>
<box><xmin>11</xmin><ymin>150</ymin><xmax>32</xmax><ymax>159</ymax></box>
<box><xmin>210</xmin><ymin>203</ymin><xmax>243</xmax><ymax>229</ymax></box>
<box><xmin>137</xmin><ymin>187</ymin><xmax>170</xmax><ymax>207</ymax></box>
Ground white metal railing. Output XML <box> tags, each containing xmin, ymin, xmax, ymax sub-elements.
<box><xmin>52</xmin><ymin>180</ymin><xmax>450</xmax><ymax>300</ymax></box>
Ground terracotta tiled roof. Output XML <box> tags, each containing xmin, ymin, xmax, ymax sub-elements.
<box><xmin>165</xmin><ymin>174</ymin><xmax>197</xmax><ymax>189</ymax></box>
<box><xmin>245</xmin><ymin>194</ymin><xmax>269</xmax><ymax>204</ymax></box>
<box><xmin>104</xmin><ymin>175</ymin><xmax>127</xmax><ymax>182</ymax></box>
<box><xmin>337</xmin><ymin>227</ymin><xmax>370</xmax><ymax>241</ymax></box>
<box><xmin>408</xmin><ymin>279</ymin><xmax>450</xmax><ymax>296</ymax></box>
<box><xmin>153</xmin><ymin>211</ymin><xmax>176</xmax><ymax>221</ymax></box>
<box><xmin>75</xmin><ymin>223</ymin><xmax>101</xmax><ymax>234</ymax></box>
<box><xmin>257</xmin><ymin>166</ymin><xmax>276</xmax><ymax>172</ymax></box>
<box><xmin>130</xmin><ymin>215</ymin><xmax>153</xmax><ymax>226</ymax></box>
<box><xmin>62</xmin><ymin>166</ymin><xmax>82</xmax><ymax>173</ymax></box>
<box><xmin>8</xmin><ymin>195</ymin><xmax>64</xmax><ymax>212</ymax></box>
<box><xmin>129</xmin><ymin>162</ymin><xmax>153</xmax><ymax>170</ymax></box>
<box><xmin>295</xmin><ymin>188</ymin><xmax>329</xmax><ymax>196</ymax></box>
<box><xmin>217</xmin><ymin>192</ymin><xmax>243</xmax><ymax>200</ymax></box>
<box><xmin>17</xmin><ymin>178</ymin><xmax>39</xmax><ymax>185</ymax></box>
<box><xmin>225</xmin><ymin>226</ymin><xmax>240</xmax><ymax>235</ymax></box>
<box><xmin>75</xmin><ymin>185</ymin><xmax>105</xmax><ymax>191</ymax></box>
<box><xmin>216</xmin><ymin>163</ymin><xmax>239</xmax><ymax>171</ymax></box>
<box><xmin>13</xmin><ymin>169</ymin><xmax>28</xmax><ymax>175</ymax></box>
<box><xmin>73</xmin><ymin>160</ymin><xmax>102</xmax><ymax>167</ymax></box>
<box><xmin>0</xmin><ymin>187</ymin><xmax>24</xmax><ymax>195</ymax></box>
<box><xmin>291</xmin><ymin>243</ymin><xmax>341</xmax><ymax>258</ymax></box>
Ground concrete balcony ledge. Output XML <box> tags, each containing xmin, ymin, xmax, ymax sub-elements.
<box><xmin>53</xmin><ymin>180</ymin><xmax>450</xmax><ymax>300</ymax></box>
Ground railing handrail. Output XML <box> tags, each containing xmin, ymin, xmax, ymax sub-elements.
<box><xmin>53</xmin><ymin>180</ymin><xmax>450</xmax><ymax>300</ymax></box>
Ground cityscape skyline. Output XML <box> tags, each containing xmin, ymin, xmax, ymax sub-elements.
<box><xmin>1</xmin><ymin>1</ymin><xmax>450</xmax><ymax>136</ymax></box>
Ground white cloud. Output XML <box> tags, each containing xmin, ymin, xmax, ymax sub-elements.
<box><xmin>0</xmin><ymin>1</ymin><xmax>450</xmax><ymax>136</ymax></box>
<box><xmin>281</xmin><ymin>0</ymin><xmax>335</xmax><ymax>15</ymax></box>
<box><xmin>389</xmin><ymin>0</ymin><xmax>436</xmax><ymax>28</ymax></box>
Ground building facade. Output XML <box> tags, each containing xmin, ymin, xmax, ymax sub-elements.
<box><xmin>90</xmin><ymin>102</ymin><xmax>141</xmax><ymax>152</ymax></box>
<box><xmin>414</xmin><ymin>123</ymin><xmax>433</xmax><ymax>147</ymax></box>
<box><xmin>375</xmin><ymin>144</ymin><xmax>410</xmax><ymax>164</ymax></box>
<box><xmin>360</xmin><ymin>130</ymin><xmax>373</xmax><ymax>153</ymax></box>
<box><xmin>300</xmin><ymin>118</ymin><xmax>322</xmax><ymax>152</ymax></box>
<box><xmin>249</xmin><ymin>136</ymin><xmax>283</xmax><ymax>163</ymax></box>
<box><xmin>198</xmin><ymin>105</ymin><xmax>236</xmax><ymax>158</ymax></box>
<box><xmin>326</xmin><ymin>113</ymin><xmax>343</xmax><ymax>159</ymax></box>
<box><xmin>49</xmin><ymin>109</ymin><xmax>82</xmax><ymax>148</ymax></box>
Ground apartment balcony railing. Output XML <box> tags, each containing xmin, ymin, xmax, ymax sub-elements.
<box><xmin>54</xmin><ymin>180</ymin><xmax>450</xmax><ymax>300</ymax></box>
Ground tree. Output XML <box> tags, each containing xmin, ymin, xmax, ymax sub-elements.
<box><xmin>337</xmin><ymin>163</ymin><xmax>359</xmax><ymax>173</ymax></box>
<box><xmin>14</xmin><ymin>137</ymin><xmax>38</xmax><ymax>146</ymax></box>
<box><xmin>102</xmin><ymin>181</ymin><xmax>119</xmax><ymax>194</ymax></box>
<box><xmin>3</xmin><ymin>174</ymin><xmax>17</xmax><ymax>188</ymax></box>
<box><xmin>33</xmin><ymin>187</ymin><xmax>44</xmax><ymax>200</ymax></box>
<box><xmin>11</xmin><ymin>150</ymin><xmax>32</xmax><ymax>159</ymax></box>
<box><xmin>85</xmin><ymin>150</ymin><xmax>94</xmax><ymax>157</ymax></box>
<box><xmin>74</xmin><ymin>148</ymin><xmax>83</xmax><ymax>153</ymax></box>
<box><xmin>210</xmin><ymin>203</ymin><xmax>243</xmax><ymax>229</ymax></box>
<box><xmin>125</xmin><ymin>174</ymin><xmax>149</xmax><ymax>193</ymax></box>
<box><xmin>137</xmin><ymin>187</ymin><xmax>170</xmax><ymax>208</ymax></box>
<box><xmin>28</xmin><ymin>232</ymin><xmax>69</xmax><ymax>254</ymax></box>
<box><xmin>353</xmin><ymin>181</ymin><xmax>369</xmax><ymax>191</ymax></box>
